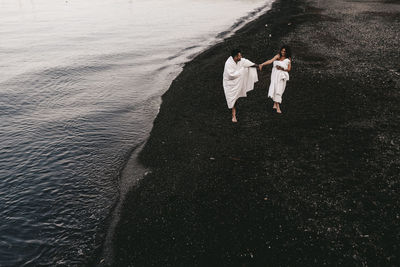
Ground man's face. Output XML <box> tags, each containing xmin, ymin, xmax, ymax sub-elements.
<box><xmin>234</xmin><ymin>53</ymin><xmax>242</xmax><ymax>62</ymax></box>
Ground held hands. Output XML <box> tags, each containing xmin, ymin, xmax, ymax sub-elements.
<box><xmin>258</xmin><ymin>65</ymin><xmax>284</xmax><ymax>71</ymax></box>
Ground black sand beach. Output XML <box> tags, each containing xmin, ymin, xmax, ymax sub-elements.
<box><xmin>111</xmin><ymin>0</ymin><xmax>400</xmax><ymax>265</ymax></box>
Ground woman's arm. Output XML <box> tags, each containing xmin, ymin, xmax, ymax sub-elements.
<box><xmin>259</xmin><ymin>54</ymin><xmax>280</xmax><ymax>70</ymax></box>
<box><xmin>286</xmin><ymin>61</ymin><xmax>291</xmax><ymax>72</ymax></box>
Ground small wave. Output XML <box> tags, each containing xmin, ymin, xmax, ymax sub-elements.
<box><xmin>0</xmin><ymin>61</ymin><xmax>118</xmax><ymax>120</ymax></box>
<box><xmin>156</xmin><ymin>65</ymin><xmax>169</xmax><ymax>71</ymax></box>
<box><xmin>182</xmin><ymin>45</ymin><xmax>200</xmax><ymax>51</ymax></box>
<box><xmin>167</xmin><ymin>53</ymin><xmax>181</xmax><ymax>61</ymax></box>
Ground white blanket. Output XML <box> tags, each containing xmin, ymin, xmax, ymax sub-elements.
<box><xmin>223</xmin><ymin>56</ymin><xmax>258</xmax><ymax>109</ymax></box>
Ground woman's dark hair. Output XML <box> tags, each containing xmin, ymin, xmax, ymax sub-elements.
<box><xmin>231</xmin><ymin>49</ymin><xmax>241</xmax><ymax>58</ymax></box>
<box><xmin>279</xmin><ymin>45</ymin><xmax>292</xmax><ymax>59</ymax></box>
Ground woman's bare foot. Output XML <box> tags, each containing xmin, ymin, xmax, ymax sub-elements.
<box><xmin>273</xmin><ymin>102</ymin><xmax>278</xmax><ymax>109</ymax></box>
<box><xmin>232</xmin><ymin>117</ymin><xmax>237</xmax><ymax>122</ymax></box>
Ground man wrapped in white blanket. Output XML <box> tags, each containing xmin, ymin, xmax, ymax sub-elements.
<box><xmin>223</xmin><ymin>49</ymin><xmax>259</xmax><ymax>123</ymax></box>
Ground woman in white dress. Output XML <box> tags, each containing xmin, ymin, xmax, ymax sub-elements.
<box><xmin>259</xmin><ymin>46</ymin><xmax>292</xmax><ymax>113</ymax></box>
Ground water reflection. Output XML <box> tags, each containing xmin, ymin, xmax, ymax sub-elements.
<box><xmin>0</xmin><ymin>0</ymin><xmax>272</xmax><ymax>265</ymax></box>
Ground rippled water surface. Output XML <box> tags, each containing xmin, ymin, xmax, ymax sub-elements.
<box><xmin>0</xmin><ymin>0</ymin><xmax>272</xmax><ymax>265</ymax></box>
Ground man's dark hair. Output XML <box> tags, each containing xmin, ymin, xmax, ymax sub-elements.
<box><xmin>231</xmin><ymin>49</ymin><xmax>241</xmax><ymax>58</ymax></box>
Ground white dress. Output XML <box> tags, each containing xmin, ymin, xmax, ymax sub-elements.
<box><xmin>223</xmin><ymin>56</ymin><xmax>258</xmax><ymax>109</ymax></box>
<box><xmin>268</xmin><ymin>58</ymin><xmax>290</xmax><ymax>103</ymax></box>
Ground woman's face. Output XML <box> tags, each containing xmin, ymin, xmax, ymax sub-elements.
<box><xmin>281</xmin><ymin>48</ymin><xmax>286</xmax><ymax>57</ymax></box>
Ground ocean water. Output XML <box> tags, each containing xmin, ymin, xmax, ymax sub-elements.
<box><xmin>0</xmin><ymin>0</ymin><xmax>273</xmax><ymax>265</ymax></box>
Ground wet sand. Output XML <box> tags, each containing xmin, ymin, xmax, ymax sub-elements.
<box><xmin>112</xmin><ymin>0</ymin><xmax>400</xmax><ymax>265</ymax></box>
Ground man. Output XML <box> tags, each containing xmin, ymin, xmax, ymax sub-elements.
<box><xmin>223</xmin><ymin>49</ymin><xmax>259</xmax><ymax>122</ymax></box>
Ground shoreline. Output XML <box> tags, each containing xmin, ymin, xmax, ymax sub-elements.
<box><xmin>89</xmin><ymin>2</ymin><xmax>278</xmax><ymax>265</ymax></box>
<box><xmin>112</xmin><ymin>0</ymin><xmax>400</xmax><ymax>265</ymax></box>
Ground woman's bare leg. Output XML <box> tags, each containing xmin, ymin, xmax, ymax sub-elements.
<box><xmin>232</xmin><ymin>106</ymin><xmax>237</xmax><ymax>122</ymax></box>
<box><xmin>273</xmin><ymin>102</ymin><xmax>277</xmax><ymax>109</ymax></box>
<box><xmin>276</xmin><ymin>103</ymin><xmax>282</xmax><ymax>113</ymax></box>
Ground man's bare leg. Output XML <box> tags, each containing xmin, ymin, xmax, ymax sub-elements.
<box><xmin>232</xmin><ymin>106</ymin><xmax>237</xmax><ymax>122</ymax></box>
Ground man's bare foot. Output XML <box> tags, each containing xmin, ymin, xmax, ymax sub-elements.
<box><xmin>232</xmin><ymin>117</ymin><xmax>237</xmax><ymax>122</ymax></box>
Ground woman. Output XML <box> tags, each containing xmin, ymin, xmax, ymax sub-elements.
<box><xmin>259</xmin><ymin>45</ymin><xmax>292</xmax><ymax>113</ymax></box>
